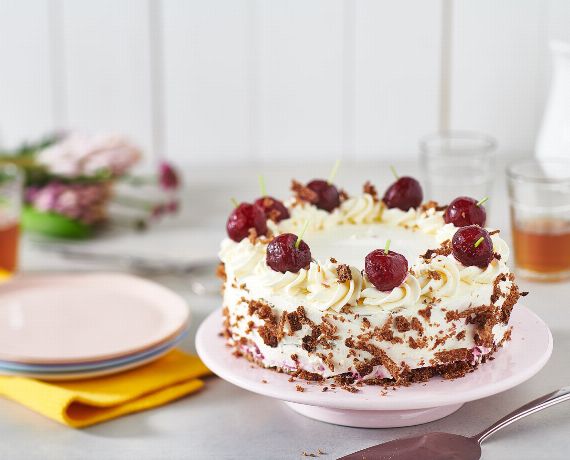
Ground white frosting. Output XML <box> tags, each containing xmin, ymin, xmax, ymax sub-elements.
<box><xmin>413</xmin><ymin>255</ymin><xmax>460</xmax><ymax>298</ymax></box>
<box><xmin>361</xmin><ymin>275</ymin><xmax>421</xmax><ymax>309</ymax></box>
<box><xmin>337</xmin><ymin>193</ymin><xmax>382</xmax><ymax>225</ymax></box>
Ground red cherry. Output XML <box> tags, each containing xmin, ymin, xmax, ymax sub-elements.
<box><xmin>254</xmin><ymin>196</ymin><xmax>290</xmax><ymax>223</ymax></box>
<box><xmin>266</xmin><ymin>233</ymin><xmax>312</xmax><ymax>273</ymax></box>
<box><xmin>452</xmin><ymin>225</ymin><xmax>493</xmax><ymax>268</ymax></box>
<box><xmin>226</xmin><ymin>203</ymin><xmax>268</xmax><ymax>242</ymax></box>
<box><xmin>365</xmin><ymin>248</ymin><xmax>408</xmax><ymax>291</ymax></box>
<box><xmin>307</xmin><ymin>179</ymin><xmax>340</xmax><ymax>212</ymax></box>
<box><xmin>444</xmin><ymin>196</ymin><xmax>486</xmax><ymax>227</ymax></box>
<box><xmin>382</xmin><ymin>177</ymin><xmax>423</xmax><ymax>211</ymax></box>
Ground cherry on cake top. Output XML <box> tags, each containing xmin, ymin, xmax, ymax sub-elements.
<box><xmin>226</xmin><ymin>202</ymin><xmax>268</xmax><ymax>242</ymax></box>
<box><xmin>306</xmin><ymin>179</ymin><xmax>341</xmax><ymax>212</ymax></box>
<box><xmin>444</xmin><ymin>196</ymin><xmax>487</xmax><ymax>227</ymax></box>
<box><xmin>382</xmin><ymin>170</ymin><xmax>423</xmax><ymax>211</ymax></box>
<box><xmin>365</xmin><ymin>241</ymin><xmax>409</xmax><ymax>291</ymax></box>
<box><xmin>254</xmin><ymin>196</ymin><xmax>290</xmax><ymax>223</ymax></box>
<box><xmin>451</xmin><ymin>224</ymin><xmax>493</xmax><ymax>268</ymax></box>
<box><xmin>266</xmin><ymin>232</ymin><xmax>312</xmax><ymax>273</ymax></box>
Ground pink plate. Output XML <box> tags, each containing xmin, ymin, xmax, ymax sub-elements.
<box><xmin>0</xmin><ymin>273</ymin><xmax>189</xmax><ymax>364</ymax></box>
<box><xmin>196</xmin><ymin>305</ymin><xmax>552</xmax><ymax>428</ymax></box>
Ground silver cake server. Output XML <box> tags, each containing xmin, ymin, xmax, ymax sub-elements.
<box><xmin>338</xmin><ymin>386</ymin><xmax>570</xmax><ymax>460</ymax></box>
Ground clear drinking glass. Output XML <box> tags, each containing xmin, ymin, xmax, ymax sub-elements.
<box><xmin>507</xmin><ymin>158</ymin><xmax>570</xmax><ymax>282</ymax></box>
<box><xmin>0</xmin><ymin>164</ymin><xmax>22</xmax><ymax>273</ymax></box>
<box><xmin>420</xmin><ymin>131</ymin><xmax>497</xmax><ymax>204</ymax></box>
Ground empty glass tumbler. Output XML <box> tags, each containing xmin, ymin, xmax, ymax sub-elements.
<box><xmin>420</xmin><ymin>131</ymin><xmax>497</xmax><ymax>205</ymax></box>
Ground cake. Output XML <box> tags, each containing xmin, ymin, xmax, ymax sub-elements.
<box><xmin>218</xmin><ymin>174</ymin><xmax>523</xmax><ymax>388</ymax></box>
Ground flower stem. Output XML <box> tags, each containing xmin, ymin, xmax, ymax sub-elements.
<box><xmin>295</xmin><ymin>220</ymin><xmax>310</xmax><ymax>249</ymax></box>
<box><xmin>327</xmin><ymin>159</ymin><xmax>341</xmax><ymax>184</ymax></box>
<box><xmin>476</xmin><ymin>196</ymin><xmax>489</xmax><ymax>207</ymax></box>
<box><xmin>390</xmin><ymin>165</ymin><xmax>399</xmax><ymax>180</ymax></box>
<box><xmin>258</xmin><ymin>174</ymin><xmax>267</xmax><ymax>197</ymax></box>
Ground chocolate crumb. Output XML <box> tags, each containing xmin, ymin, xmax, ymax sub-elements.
<box><xmin>394</xmin><ymin>315</ymin><xmax>411</xmax><ymax>332</ymax></box>
<box><xmin>291</xmin><ymin>180</ymin><xmax>318</xmax><ymax>204</ymax></box>
<box><xmin>296</xmin><ymin>385</ymin><xmax>305</xmax><ymax>392</ymax></box>
<box><xmin>421</xmin><ymin>240</ymin><xmax>452</xmax><ymax>260</ymax></box>
<box><xmin>336</xmin><ymin>264</ymin><xmax>352</xmax><ymax>283</ymax></box>
<box><xmin>247</xmin><ymin>227</ymin><xmax>258</xmax><ymax>243</ymax></box>
<box><xmin>363</xmin><ymin>181</ymin><xmax>378</xmax><ymax>200</ymax></box>
<box><xmin>215</xmin><ymin>263</ymin><xmax>227</xmax><ymax>281</ymax></box>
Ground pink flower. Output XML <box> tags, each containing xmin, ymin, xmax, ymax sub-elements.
<box><xmin>25</xmin><ymin>182</ymin><xmax>110</xmax><ymax>225</ymax></box>
<box><xmin>37</xmin><ymin>133</ymin><xmax>141</xmax><ymax>178</ymax></box>
<box><xmin>159</xmin><ymin>161</ymin><xmax>180</xmax><ymax>191</ymax></box>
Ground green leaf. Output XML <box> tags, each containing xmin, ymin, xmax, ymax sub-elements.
<box><xmin>22</xmin><ymin>206</ymin><xmax>92</xmax><ymax>239</ymax></box>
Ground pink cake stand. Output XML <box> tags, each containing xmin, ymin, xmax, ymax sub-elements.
<box><xmin>196</xmin><ymin>305</ymin><xmax>552</xmax><ymax>428</ymax></box>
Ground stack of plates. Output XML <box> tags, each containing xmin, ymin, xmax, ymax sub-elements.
<box><xmin>0</xmin><ymin>273</ymin><xmax>190</xmax><ymax>381</ymax></box>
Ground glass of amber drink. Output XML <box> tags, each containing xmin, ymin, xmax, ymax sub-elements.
<box><xmin>507</xmin><ymin>158</ymin><xmax>570</xmax><ymax>281</ymax></box>
<box><xmin>0</xmin><ymin>164</ymin><xmax>22</xmax><ymax>273</ymax></box>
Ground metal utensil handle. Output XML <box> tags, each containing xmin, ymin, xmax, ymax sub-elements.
<box><xmin>475</xmin><ymin>386</ymin><xmax>570</xmax><ymax>444</ymax></box>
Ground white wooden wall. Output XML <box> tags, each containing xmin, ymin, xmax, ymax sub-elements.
<box><xmin>0</xmin><ymin>0</ymin><xmax>569</xmax><ymax>166</ymax></box>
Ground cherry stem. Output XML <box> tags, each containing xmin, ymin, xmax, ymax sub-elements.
<box><xmin>390</xmin><ymin>165</ymin><xmax>399</xmax><ymax>180</ymax></box>
<box><xmin>384</xmin><ymin>239</ymin><xmax>391</xmax><ymax>254</ymax></box>
<box><xmin>231</xmin><ymin>197</ymin><xmax>239</xmax><ymax>208</ymax></box>
<box><xmin>476</xmin><ymin>197</ymin><xmax>489</xmax><ymax>207</ymax></box>
<box><xmin>258</xmin><ymin>174</ymin><xmax>267</xmax><ymax>197</ymax></box>
<box><xmin>474</xmin><ymin>236</ymin><xmax>485</xmax><ymax>248</ymax></box>
<box><xmin>295</xmin><ymin>220</ymin><xmax>310</xmax><ymax>249</ymax></box>
<box><xmin>327</xmin><ymin>159</ymin><xmax>341</xmax><ymax>185</ymax></box>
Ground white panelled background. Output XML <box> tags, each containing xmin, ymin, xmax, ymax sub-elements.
<box><xmin>1</xmin><ymin>0</ymin><xmax>569</xmax><ymax>166</ymax></box>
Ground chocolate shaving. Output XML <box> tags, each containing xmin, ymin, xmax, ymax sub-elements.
<box><xmin>247</xmin><ymin>227</ymin><xmax>258</xmax><ymax>243</ymax></box>
<box><xmin>421</xmin><ymin>240</ymin><xmax>452</xmax><ymax>260</ymax></box>
<box><xmin>216</xmin><ymin>263</ymin><xmax>227</xmax><ymax>281</ymax></box>
<box><xmin>286</xmin><ymin>311</ymin><xmax>303</xmax><ymax>333</ymax></box>
<box><xmin>363</xmin><ymin>181</ymin><xmax>378</xmax><ymax>200</ymax></box>
<box><xmin>291</xmin><ymin>179</ymin><xmax>318</xmax><ymax>204</ymax></box>
<box><xmin>434</xmin><ymin>348</ymin><xmax>473</xmax><ymax>364</ymax></box>
<box><xmin>336</xmin><ymin>264</ymin><xmax>352</xmax><ymax>283</ymax></box>
<box><xmin>420</xmin><ymin>200</ymin><xmax>447</xmax><ymax>212</ymax></box>
<box><xmin>394</xmin><ymin>315</ymin><xmax>411</xmax><ymax>333</ymax></box>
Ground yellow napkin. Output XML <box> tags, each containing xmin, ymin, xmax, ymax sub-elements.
<box><xmin>0</xmin><ymin>350</ymin><xmax>211</xmax><ymax>428</ymax></box>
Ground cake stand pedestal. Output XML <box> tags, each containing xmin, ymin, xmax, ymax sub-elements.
<box><xmin>284</xmin><ymin>401</ymin><xmax>463</xmax><ymax>428</ymax></box>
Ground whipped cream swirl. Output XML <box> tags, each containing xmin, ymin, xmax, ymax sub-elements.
<box><xmin>219</xmin><ymin>238</ymin><xmax>266</xmax><ymax>278</ymax></box>
<box><xmin>413</xmin><ymin>255</ymin><xmax>460</xmax><ymax>298</ymax></box>
<box><xmin>337</xmin><ymin>193</ymin><xmax>382</xmax><ymax>225</ymax></box>
<box><xmin>360</xmin><ymin>275</ymin><xmax>421</xmax><ymax>310</ymax></box>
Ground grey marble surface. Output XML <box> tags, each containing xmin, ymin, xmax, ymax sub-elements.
<box><xmin>0</xmin><ymin>160</ymin><xmax>569</xmax><ymax>459</ymax></box>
